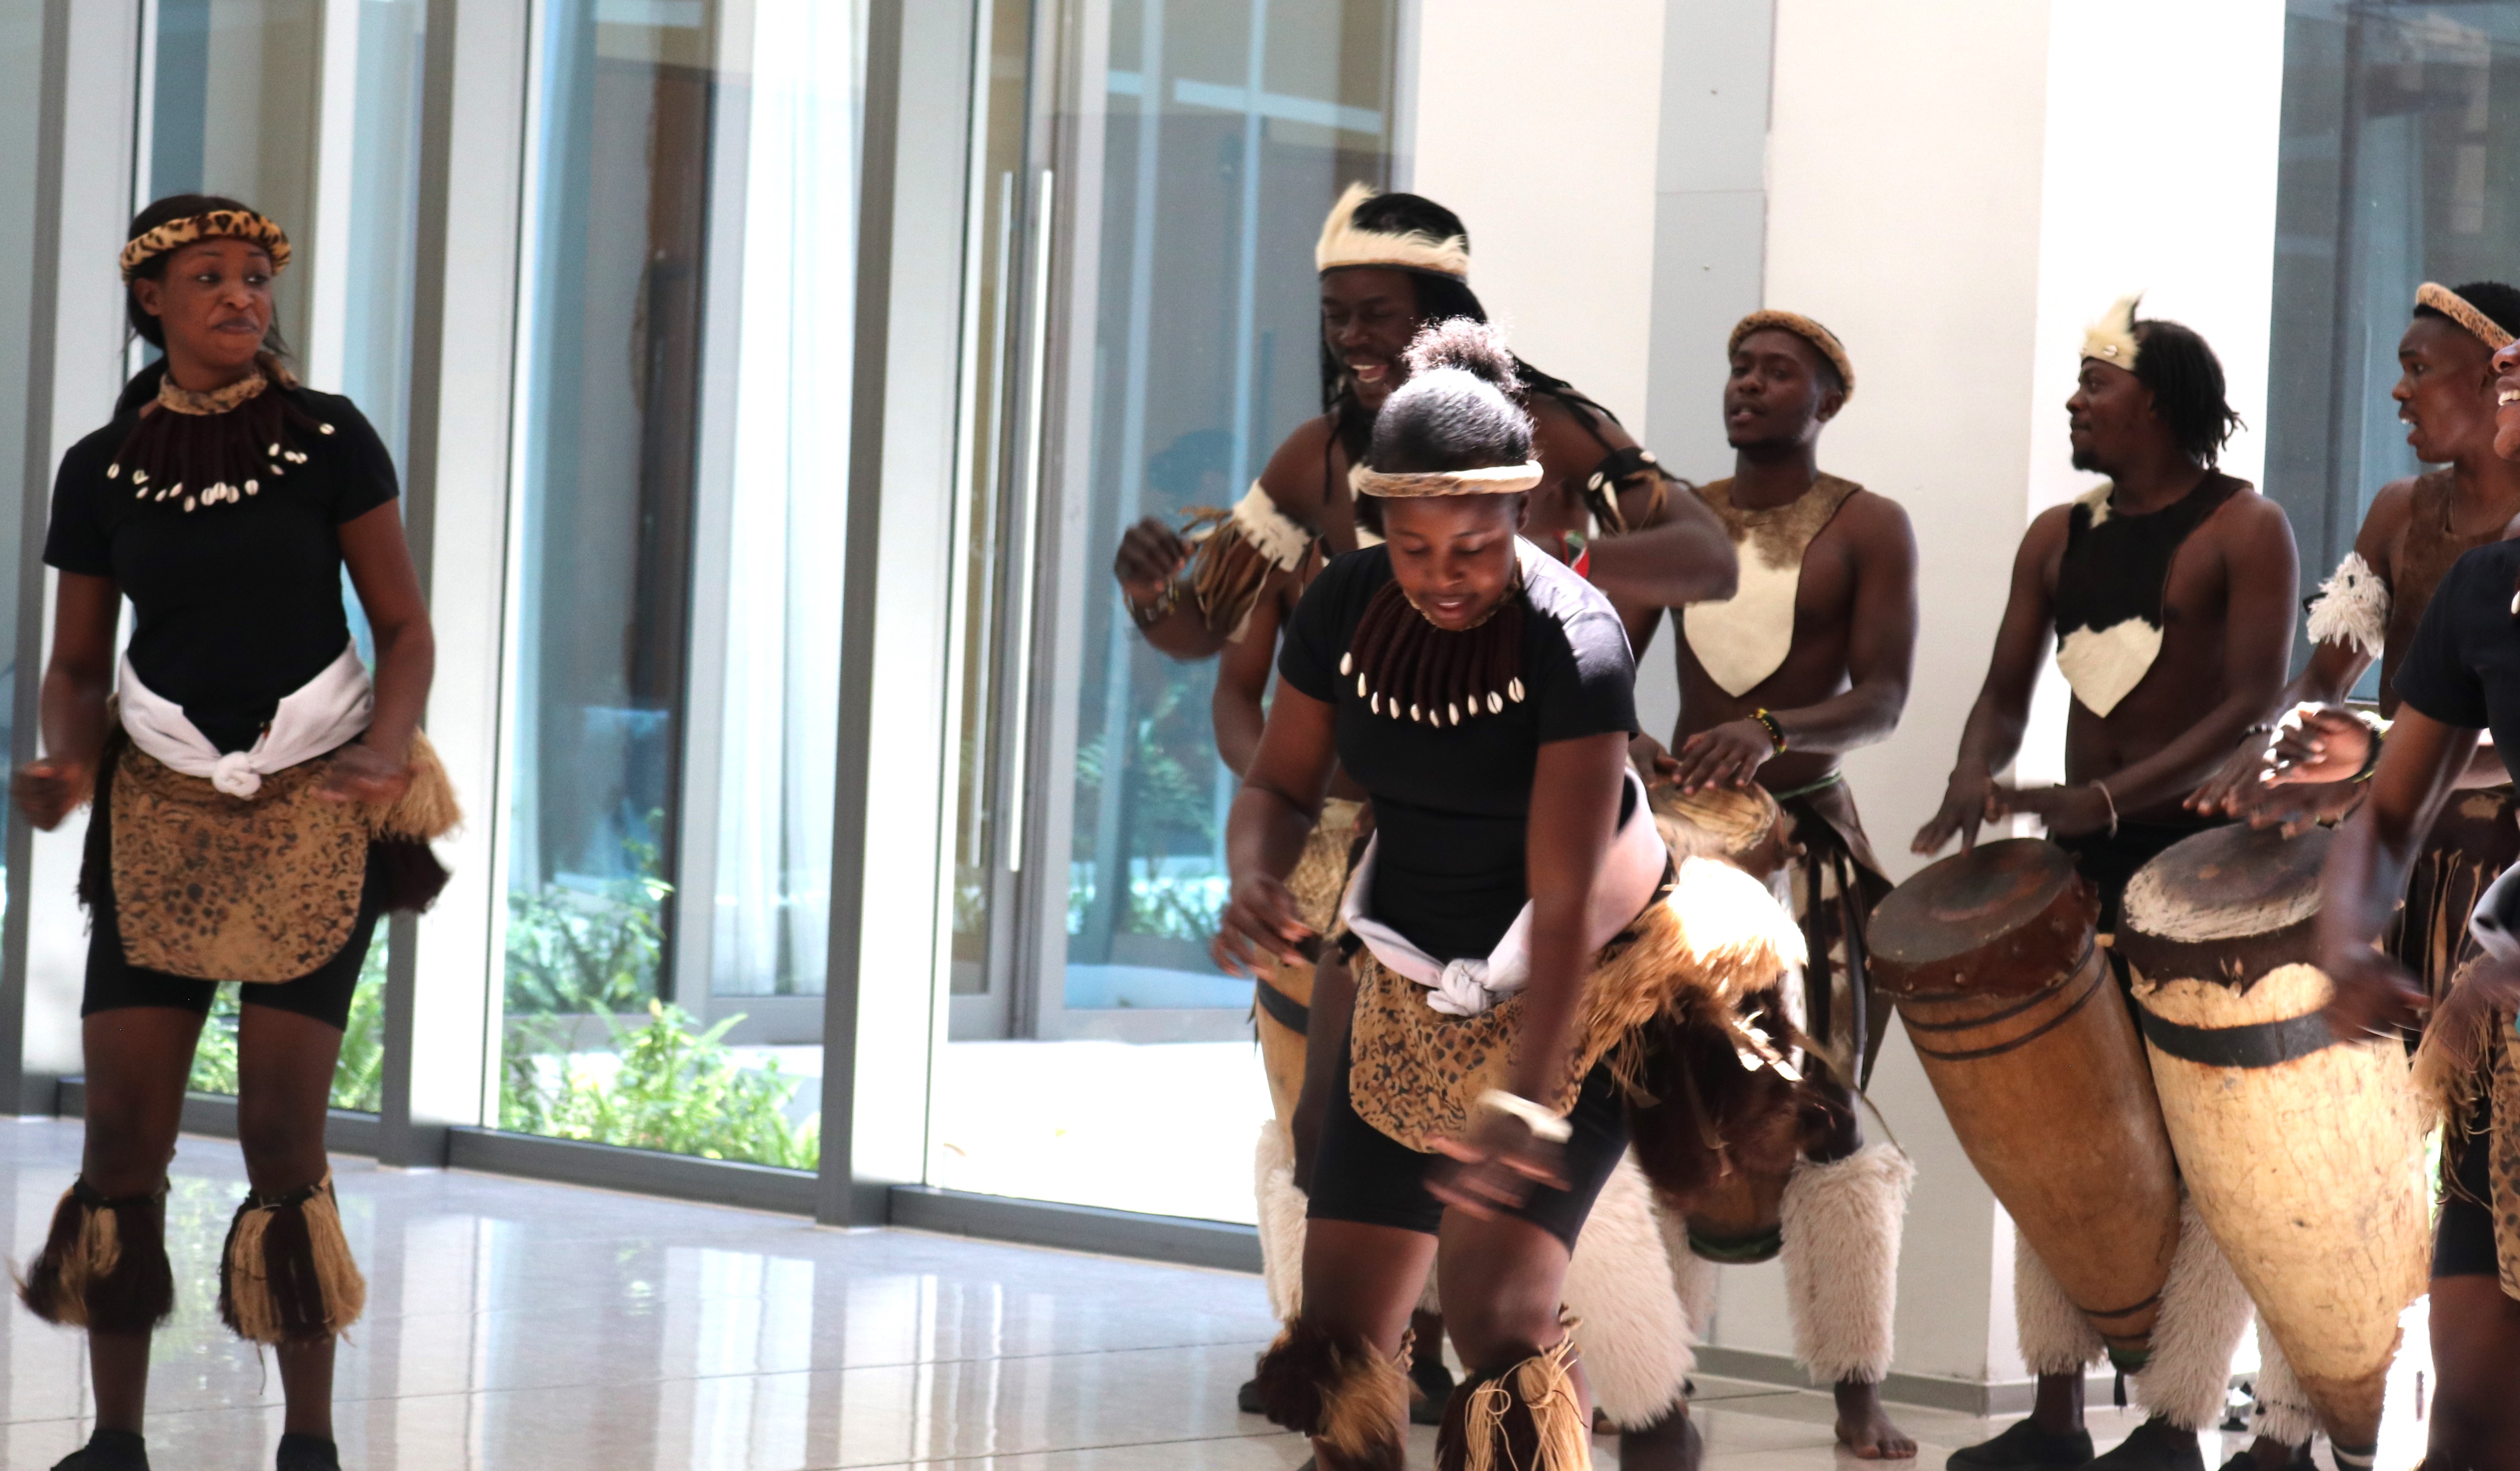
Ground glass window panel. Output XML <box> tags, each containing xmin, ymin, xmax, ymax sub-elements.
<box><xmin>0</xmin><ymin>0</ymin><xmax>42</xmax><ymax>879</ymax></box>
<box><xmin>499</xmin><ymin>0</ymin><xmax>858</xmax><ymax>1166</ymax></box>
<box><xmin>135</xmin><ymin>0</ymin><xmax>424</xmax><ymax>1107</ymax></box>
<box><xmin>931</xmin><ymin>0</ymin><xmax>1396</xmax><ymax>1223</ymax></box>
<box><xmin>2268</xmin><ymin>1</ymin><xmax>2520</xmax><ymax>696</ymax></box>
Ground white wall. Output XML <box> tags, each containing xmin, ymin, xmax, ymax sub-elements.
<box><xmin>1409</xmin><ymin>0</ymin><xmax>1669</xmax><ymax>433</ymax></box>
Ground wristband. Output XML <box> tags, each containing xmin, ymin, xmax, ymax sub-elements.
<box><xmin>2351</xmin><ymin>726</ymin><xmax>2385</xmax><ymax>783</ymax></box>
<box><xmin>1478</xmin><ymin>1088</ymin><xmax>1573</xmax><ymax>1144</ymax></box>
<box><xmin>1750</xmin><ymin>708</ymin><xmax>1788</xmax><ymax>755</ymax></box>
<box><xmin>2089</xmin><ymin>780</ymin><xmax>2118</xmax><ymax>838</ymax></box>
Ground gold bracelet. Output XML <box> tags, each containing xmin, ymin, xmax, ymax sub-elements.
<box><xmin>1478</xmin><ymin>1089</ymin><xmax>1573</xmax><ymax>1143</ymax></box>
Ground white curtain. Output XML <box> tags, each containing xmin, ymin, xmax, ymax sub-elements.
<box><xmin>712</xmin><ymin>0</ymin><xmax>857</xmax><ymax>996</ymax></box>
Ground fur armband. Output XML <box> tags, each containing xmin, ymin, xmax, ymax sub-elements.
<box><xmin>1182</xmin><ymin>484</ymin><xmax>1319</xmax><ymax>642</ymax></box>
<box><xmin>2304</xmin><ymin>552</ymin><xmax>2389</xmax><ymax>660</ymax></box>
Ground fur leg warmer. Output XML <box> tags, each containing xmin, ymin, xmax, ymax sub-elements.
<box><xmin>1561</xmin><ymin>1157</ymin><xmax>1691</xmax><ymax>1429</ymax></box>
<box><xmin>13</xmin><ymin>1178</ymin><xmax>174</xmax><ymax>1333</ymax></box>
<box><xmin>1780</xmin><ymin>1142</ymin><xmax>1913</xmax><ymax>1385</ymax></box>
<box><xmin>1255</xmin><ymin>1121</ymin><xmax>1309</xmax><ymax>1321</ymax></box>
<box><xmin>1651</xmin><ymin>1192</ymin><xmax>1722</xmax><ymax>1338</ymax></box>
<box><xmin>2249</xmin><ymin>1318</ymin><xmax>2317</xmax><ymax>1448</ymax></box>
<box><xmin>2128</xmin><ymin>1195</ymin><xmax>2252</xmax><ymax>1432</ymax></box>
<box><xmin>1253</xmin><ymin>1318</ymin><xmax>1410</xmax><ymax>1471</ymax></box>
<box><xmin>218</xmin><ymin>1173</ymin><xmax>366</xmax><ymax>1344</ymax></box>
<box><xmin>1436</xmin><ymin>1333</ymin><xmax>1593</xmax><ymax>1471</ymax></box>
<box><xmin>2012</xmin><ymin>1227</ymin><xmax>2104</xmax><ymax>1375</ymax></box>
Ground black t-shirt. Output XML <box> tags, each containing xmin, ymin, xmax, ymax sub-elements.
<box><xmin>44</xmin><ymin>386</ymin><xmax>399</xmax><ymax>752</ymax></box>
<box><xmin>2395</xmin><ymin>540</ymin><xmax>2520</xmax><ymax>783</ymax></box>
<box><xmin>1279</xmin><ymin>540</ymin><xmax>1639</xmax><ymax>960</ymax></box>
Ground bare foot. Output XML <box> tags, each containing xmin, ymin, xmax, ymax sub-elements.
<box><xmin>1834</xmin><ymin>1379</ymin><xmax>1917</xmax><ymax>1460</ymax></box>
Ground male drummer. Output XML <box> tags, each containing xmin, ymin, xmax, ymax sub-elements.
<box><xmin>1914</xmin><ymin>297</ymin><xmax>2299</xmax><ymax>1471</ymax></box>
<box><xmin>1631</xmin><ymin>311</ymin><xmax>1922</xmax><ymax>1462</ymax></box>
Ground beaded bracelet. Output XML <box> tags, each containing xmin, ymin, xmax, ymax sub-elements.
<box><xmin>1750</xmin><ymin>708</ymin><xmax>1788</xmax><ymax>755</ymax></box>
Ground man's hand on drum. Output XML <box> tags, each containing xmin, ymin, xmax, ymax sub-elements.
<box><xmin>2187</xmin><ymin>724</ymin><xmax>2280</xmax><ymax>816</ymax></box>
<box><xmin>1989</xmin><ymin>781</ymin><xmax>2115</xmax><ymax>838</ymax></box>
<box><xmin>1211</xmin><ymin>873</ymin><xmax>1312</xmax><ymax>977</ymax></box>
<box><xmin>1669</xmin><ymin>720</ymin><xmax>1773</xmax><ymax>793</ymax></box>
<box><xmin>1113</xmin><ymin>516</ymin><xmax>1190</xmax><ymax>605</ymax></box>
<box><xmin>1428</xmin><ymin>1106</ymin><xmax>1568</xmax><ymax>1218</ymax></box>
<box><xmin>1912</xmin><ymin>765</ymin><xmax>1999</xmax><ymax>854</ymax></box>
<box><xmin>2265</xmin><ymin>706</ymin><xmax>2378</xmax><ymax>786</ymax></box>
<box><xmin>2320</xmin><ymin>944</ymin><xmax>2428</xmax><ymax>1043</ymax></box>
<box><xmin>1629</xmin><ymin>733</ymin><xmax>1680</xmax><ymax>787</ymax></box>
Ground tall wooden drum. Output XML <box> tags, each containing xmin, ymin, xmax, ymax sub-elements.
<box><xmin>1871</xmin><ymin>839</ymin><xmax>2181</xmax><ymax>1368</ymax></box>
<box><xmin>2118</xmin><ymin>824</ymin><xmax>2429</xmax><ymax>1462</ymax></box>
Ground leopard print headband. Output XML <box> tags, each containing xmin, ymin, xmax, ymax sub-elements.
<box><xmin>119</xmin><ymin>208</ymin><xmax>292</xmax><ymax>280</ymax></box>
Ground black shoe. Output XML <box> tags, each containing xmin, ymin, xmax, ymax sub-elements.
<box><xmin>1236</xmin><ymin>1375</ymin><xmax>1263</xmax><ymax>1414</ymax></box>
<box><xmin>275</xmin><ymin>1433</ymin><xmax>340</xmax><ymax>1471</ymax></box>
<box><xmin>2086</xmin><ymin>1419</ymin><xmax>2204</xmax><ymax>1471</ymax></box>
<box><xmin>1408</xmin><ymin>1356</ymin><xmax>1455</xmax><ymax>1426</ymax></box>
<box><xmin>53</xmin><ymin>1430</ymin><xmax>149</xmax><ymax>1471</ymax></box>
<box><xmin>1945</xmin><ymin>1416</ymin><xmax>2096</xmax><ymax>1470</ymax></box>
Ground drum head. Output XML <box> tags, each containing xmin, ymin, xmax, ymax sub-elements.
<box><xmin>1870</xmin><ymin>839</ymin><xmax>2092</xmax><ymax>995</ymax></box>
<box><xmin>2119</xmin><ymin>823</ymin><xmax>2329</xmax><ymax>982</ymax></box>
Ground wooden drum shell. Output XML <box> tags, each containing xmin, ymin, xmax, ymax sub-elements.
<box><xmin>2121</xmin><ymin>826</ymin><xmax>2429</xmax><ymax>1455</ymax></box>
<box><xmin>1873</xmin><ymin>840</ymin><xmax>2182</xmax><ymax>1365</ymax></box>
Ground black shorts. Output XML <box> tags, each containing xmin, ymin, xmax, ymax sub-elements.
<box><xmin>1306</xmin><ymin>1040</ymin><xmax>1629</xmax><ymax>1252</ymax></box>
<box><xmin>2436</xmin><ymin>1089</ymin><xmax>2500</xmax><ymax>1280</ymax></box>
<box><xmin>80</xmin><ymin>849</ymin><xmax>382</xmax><ymax>1031</ymax></box>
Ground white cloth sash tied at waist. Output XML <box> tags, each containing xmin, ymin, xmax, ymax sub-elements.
<box><xmin>118</xmin><ymin>641</ymin><xmax>373</xmax><ymax>799</ymax></box>
<box><xmin>1339</xmin><ymin>768</ymin><xmax>1670</xmax><ymax>1017</ymax></box>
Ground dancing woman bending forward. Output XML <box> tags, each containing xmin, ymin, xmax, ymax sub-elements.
<box><xmin>13</xmin><ymin>195</ymin><xmax>455</xmax><ymax>1471</ymax></box>
<box><xmin>1216</xmin><ymin>319</ymin><xmax>1806</xmax><ymax>1470</ymax></box>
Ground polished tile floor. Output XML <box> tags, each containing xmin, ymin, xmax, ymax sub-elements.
<box><xmin>2</xmin><ymin>1119</ymin><xmax>2241</xmax><ymax>1469</ymax></box>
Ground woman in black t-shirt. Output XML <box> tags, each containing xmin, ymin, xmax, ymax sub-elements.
<box><xmin>13</xmin><ymin>197</ymin><xmax>452</xmax><ymax>1471</ymax></box>
<box><xmin>1219</xmin><ymin>321</ymin><xmax>1800</xmax><ymax>1471</ymax></box>
<box><xmin>2307</xmin><ymin>358</ymin><xmax>2520</xmax><ymax>1463</ymax></box>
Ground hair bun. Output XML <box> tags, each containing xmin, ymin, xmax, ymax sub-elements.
<box><xmin>1402</xmin><ymin>318</ymin><xmax>1521</xmax><ymax>395</ymax></box>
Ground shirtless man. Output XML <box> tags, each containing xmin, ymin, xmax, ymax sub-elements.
<box><xmin>2190</xmin><ymin>283</ymin><xmax>2520</xmax><ymax>1471</ymax></box>
<box><xmin>1629</xmin><ymin>312</ymin><xmax>1920</xmax><ymax>1461</ymax></box>
<box><xmin>1111</xmin><ymin>185</ymin><xmax>1736</xmax><ymax>1466</ymax></box>
<box><xmin>1915</xmin><ymin>298</ymin><xmax>2298</xmax><ymax>1471</ymax></box>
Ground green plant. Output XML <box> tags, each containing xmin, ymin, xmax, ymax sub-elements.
<box><xmin>501</xmin><ymin>1000</ymin><xmax>818</xmax><ymax>1168</ymax></box>
<box><xmin>504</xmin><ymin>877</ymin><xmax>668</xmax><ymax>1016</ymax></box>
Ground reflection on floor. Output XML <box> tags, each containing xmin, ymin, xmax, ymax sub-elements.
<box><xmin>928</xmin><ymin>1041</ymin><xmax>1273</xmax><ymax>1224</ymax></box>
<box><xmin>0</xmin><ymin>1118</ymin><xmax>2305</xmax><ymax>1468</ymax></box>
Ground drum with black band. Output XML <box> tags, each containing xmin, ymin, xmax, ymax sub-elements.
<box><xmin>2119</xmin><ymin>823</ymin><xmax>2428</xmax><ymax>1467</ymax></box>
<box><xmin>1870</xmin><ymin>839</ymin><xmax>2181</xmax><ymax>1370</ymax></box>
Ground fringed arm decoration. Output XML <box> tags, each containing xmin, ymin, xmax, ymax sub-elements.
<box><xmin>1183</xmin><ymin>483</ymin><xmax>1321</xmax><ymax>642</ymax></box>
<box><xmin>1580</xmin><ymin>445</ymin><xmax>1671</xmax><ymax>537</ymax></box>
<box><xmin>2304</xmin><ymin>551</ymin><xmax>2389</xmax><ymax>660</ymax></box>
<box><xmin>362</xmin><ymin>730</ymin><xmax>464</xmax><ymax>914</ymax></box>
